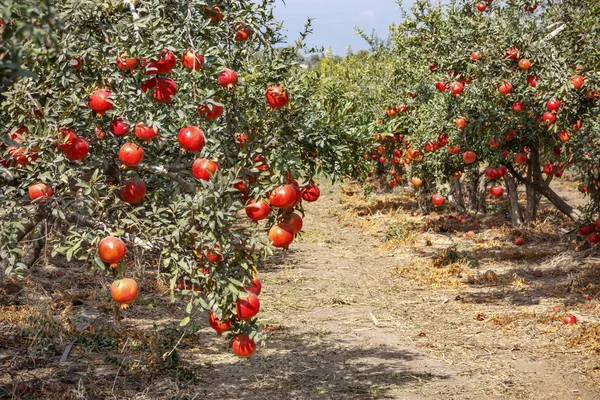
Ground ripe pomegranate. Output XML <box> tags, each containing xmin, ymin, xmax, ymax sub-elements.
<box><xmin>234</xmin><ymin>22</ymin><xmax>252</xmax><ymax>41</ymax></box>
<box><xmin>429</xmin><ymin>62</ymin><xmax>438</xmax><ymax>72</ymax></box>
<box><xmin>397</xmin><ymin>103</ymin><xmax>408</xmax><ymax>113</ymax></box>
<box><xmin>281</xmin><ymin>213</ymin><xmax>303</xmax><ymax>234</ymax></box>
<box><xmin>142</xmin><ymin>77</ymin><xmax>177</xmax><ymax>103</ymax></box>
<box><xmin>88</xmin><ymin>89</ymin><xmax>114</xmax><ymax>116</ymax></box>
<box><xmin>116</xmin><ymin>53</ymin><xmax>139</xmax><ymax>71</ymax></box>
<box><xmin>455</xmin><ymin>117</ymin><xmax>467</xmax><ymax>130</ymax></box>
<box><xmin>563</xmin><ymin>315</ymin><xmax>577</xmax><ymax>325</ymax></box>
<box><xmin>504</xmin><ymin>46</ymin><xmax>518</xmax><ymax>60</ymax></box>
<box><xmin>177</xmin><ymin>126</ymin><xmax>206</xmax><ymax>153</ymax></box>
<box><xmin>98</xmin><ymin>236</ymin><xmax>126</xmax><ymax>267</ymax></box>
<box><xmin>589</xmin><ymin>233</ymin><xmax>600</xmax><ymax>244</ymax></box>
<box><xmin>543</xmin><ymin>163</ymin><xmax>554</xmax><ymax>175</ymax></box>
<box><xmin>518</xmin><ymin>59</ymin><xmax>531</xmax><ymax>70</ymax></box>
<box><xmin>489</xmin><ymin>137</ymin><xmax>502</xmax><ymax>148</ymax></box>
<box><xmin>110</xmin><ymin>117</ymin><xmax>130</xmax><ymax>136</ymax></box>
<box><xmin>490</xmin><ymin>186</ymin><xmax>504</xmax><ymax>197</ymax></box>
<box><xmin>595</xmin><ymin>219</ymin><xmax>600</xmax><ymax>230</ymax></box>
<box><xmin>287</xmin><ymin>184</ymin><xmax>303</xmax><ymax>209</ymax></box>
<box><xmin>120</xmin><ymin>178</ymin><xmax>146</xmax><ymax>205</ymax></box>
<box><xmin>471</xmin><ymin>51</ymin><xmax>481</xmax><ymax>61</ymax></box>
<box><xmin>208</xmin><ymin>311</ymin><xmax>232</xmax><ymax>335</ymax></box>
<box><xmin>55</xmin><ymin>127</ymin><xmax>77</xmax><ymax>150</ymax></box>
<box><xmin>247</xmin><ymin>278</ymin><xmax>262</xmax><ymax>295</ymax></box>
<box><xmin>246</xmin><ymin>199</ymin><xmax>270</xmax><ymax>221</ymax></box>
<box><xmin>145</xmin><ymin>49</ymin><xmax>176</xmax><ymax>75</ymax></box>
<box><xmin>512</xmin><ymin>101</ymin><xmax>524</xmax><ymax>112</ymax></box>
<box><xmin>515</xmin><ymin>237</ymin><xmax>524</xmax><ymax>246</ymax></box>
<box><xmin>269</xmin><ymin>223</ymin><xmax>294</xmax><ymax>249</ymax></box>
<box><xmin>434</xmin><ymin>81</ymin><xmax>447</xmax><ymax>92</ymax></box>
<box><xmin>449</xmin><ymin>81</ymin><xmax>464</xmax><ymax>96</ymax></box>
<box><xmin>579</xmin><ymin>225</ymin><xmax>591</xmax><ymax>236</ymax></box>
<box><xmin>543</xmin><ymin>111</ymin><xmax>556</xmax><ymax>125</ymax></box>
<box><xmin>63</xmin><ymin>137</ymin><xmax>89</xmax><ymax>161</ymax></box>
<box><xmin>498</xmin><ymin>81</ymin><xmax>512</xmax><ymax>95</ymax></box>
<box><xmin>119</xmin><ymin>143</ymin><xmax>144</xmax><ymax>167</ymax></box>
<box><xmin>110</xmin><ymin>278</ymin><xmax>139</xmax><ymax>309</ymax></box>
<box><xmin>235</xmin><ymin>292</ymin><xmax>260</xmax><ymax>321</ymax></box>
<box><xmin>514</xmin><ymin>152</ymin><xmax>527</xmax><ymax>165</ymax></box>
<box><xmin>192</xmin><ymin>158</ymin><xmax>220</xmax><ymax>181</ymax></box>
<box><xmin>28</xmin><ymin>183</ymin><xmax>53</xmax><ymax>201</ymax></box>
<box><xmin>301</xmin><ymin>184</ymin><xmax>320</xmax><ymax>202</ymax></box>
<box><xmin>526</xmin><ymin>75</ymin><xmax>540</xmax><ymax>87</ymax></box>
<box><xmin>197</xmin><ymin>101</ymin><xmax>224</xmax><ymax>120</ymax></box>
<box><xmin>496</xmin><ymin>166</ymin><xmax>508</xmax><ymax>177</ymax></box>
<box><xmin>546</xmin><ymin>99</ymin><xmax>561</xmax><ymax>112</ymax></box>
<box><xmin>432</xmin><ymin>194</ymin><xmax>445</xmax><ymax>206</ymax></box>
<box><xmin>485</xmin><ymin>168</ymin><xmax>499</xmax><ymax>180</ymax></box>
<box><xmin>476</xmin><ymin>2</ymin><xmax>487</xmax><ymax>12</ymax></box>
<box><xmin>232</xmin><ymin>334</ymin><xmax>256</xmax><ymax>358</ymax></box>
<box><xmin>134</xmin><ymin>122</ymin><xmax>159</xmax><ymax>141</ymax></box>
<box><xmin>181</xmin><ymin>48</ymin><xmax>204</xmax><ymax>70</ymax></box>
<box><xmin>206</xmin><ymin>6</ymin><xmax>224</xmax><ymax>23</ymax></box>
<box><xmin>571</xmin><ymin>75</ymin><xmax>585</xmax><ymax>89</ymax></box>
<box><xmin>265</xmin><ymin>84</ymin><xmax>289</xmax><ymax>109</ymax></box>
<box><xmin>269</xmin><ymin>184</ymin><xmax>297</xmax><ymax>208</ymax></box>
<box><xmin>217</xmin><ymin>68</ymin><xmax>238</xmax><ymax>89</ymax></box>
<box><xmin>463</xmin><ymin>151</ymin><xmax>477</xmax><ymax>164</ymax></box>
<box><xmin>411</xmin><ymin>177</ymin><xmax>423</xmax><ymax>187</ymax></box>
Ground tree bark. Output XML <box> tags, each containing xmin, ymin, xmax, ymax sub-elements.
<box><xmin>504</xmin><ymin>174</ymin><xmax>524</xmax><ymax>226</ymax></box>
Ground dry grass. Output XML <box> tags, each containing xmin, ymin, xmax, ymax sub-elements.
<box><xmin>570</xmin><ymin>323</ymin><xmax>600</xmax><ymax>354</ymax></box>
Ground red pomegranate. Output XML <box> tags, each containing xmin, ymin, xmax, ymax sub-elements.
<box><xmin>546</xmin><ymin>99</ymin><xmax>561</xmax><ymax>112</ymax></box>
<box><xmin>497</xmin><ymin>166</ymin><xmax>508</xmax><ymax>177</ymax></box>
<box><xmin>119</xmin><ymin>143</ymin><xmax>144</xmax><ymax>167</ymax></box>
<box><xmin>88</xmin><ymin>89</ymin><xmax>114</xmax><ymax>116</ymax></box>
<box><xmin>526</xmin><ymin>75</ymin><xmax>540</xmax><ymax>87</ymax></box>
<box><xmin>449</xmin><ymin>81</ymin><xmax>464</xmax><ymax>96</ymax></box>
<box><xmin>490</xmin><ymin>186</ymin><xmax>504</xmax><ymax>197</ymax></box>
<box><xmin>572</xmin><ymin>75</ymin><xmax>585</xmax><ymax>89</ymax></box>
<box><xmin>206</xmin><ymin>6</ymin><xmax>224</xmax><ymax>23</ymax></box>
<box><xmin>543</xmin><ymin>111</ymin><xmax>556</xmax><ymax>125</ymax></box>
<box><xmin>116</xmin><ymin>53</ymin><xmax>139</xmax><ymax>71</ymax></box>
<box><xmin>463</xmin><ymin>151</ymin><xmax>477</xmax><ymax>164</ymax></box>
<box><xmin>498</xmin><ymin>81</ymin><xmax>512</xmax><ymax>95</ymax></box>
<box><xmin>197</xmin><ymin>101</ymin><xmax>224</xmax><ymax>120</ymax></box>
<box><xmin>134</xmin><ymin>122</ymin><xmax>159</xmax><ymax>141</ymax></box>
<box><xmin>110</xmin><ymin>117</ymin><xmax>130</xmax><ymax>136</ymax></box>
<box><xmin>110</xmin><ymin>278</ymin><xmax>139</xmax><ymax>309</ymax></box>
<box><xmin>145</xmin><ymin>49</ymin><xmax>176</xmax><ymax>75</ymax></box>
<box><xmin>269</xmin><ymin>184</ymin><xmax>297</xmax><ymax>208</ymax></box>
<box><xmin>208</xmin><ymin>311</ymin><xmax>232</xmax><ymax>334</ymax></box>
<box><xmin>301</xmin><ymin>184</ymin><xmax>320</xmax><ymax>202</ymax></box>
<box><xmin>512</xmin><ymin>101</ymin><xmax>524</xmax><ymax>112</ymax></box>
<box><xmin>476</xmin><ymin>2</ymin><xmax>487</xmax><ymax>12</ymax></box>
<box><xmin>232</xmin><ymin>334</ymin><xmax>256</xmax><ymax>358</ymax></box>
<box><xmin>434</xmin><ymin>81</ymin><xmax>447</xmax><ymax>92</ymax></box>
<box><xmin>217</xmin><ymin>68</ymin><xmax>238</xmax><ymax>89</ymax></box>
<box><xmin>265</xmin><ymin>84</ymin><xmax>289</xmax><ymax>109</ymax></box>
<box><xmin>269</xmin><ymin>223</ymin><xmax>294</xmax><ymax>249</ymax></box>
<box><xmin>234</xmin><ymin>22</ymin><xmax>252</xmax><ymax>41</ymax></box>
<box><xmin>485</xmin><ymin>168</ymin><xmax>499</xmax><ymax>180</ymax></box>
<box><xmin>235</xmin><ymin>292</ymin><xmax>260</xmax><ymax>320</ymax></box>
<box><xmin>281</xmin><ymin>212</ymin><xmax>303</xmax><ymax>234</ymax></box>
<box><xmin>455</xmin><ymin>117</ymin><xmax>467</xmax><ymax>130</ymax></box>
<box><xmin>432</xmin><ymin>194</ymin><xmax>445</xmax><ymax>206</ymax></box>
<box><xmin>514</xmin><ymin>152</ymin><xmax>527</xmax><ymax>165</ymax></box>
<box><xmin>247</xmin><ymin>277</ymin><xmax>262</xmax><ymax>295</ymax></box>
<box><xmin>142</xmin><ymin>77</ymin><xmax>177</xmax><ymax>103</ymax></box>
<box><xmin>192</xmin><ymin>158</ymin><xmax>220</xmax><ymax>181</ymax></box>
<box><xmin>246</xmin><ymin>199</ymin><xmax>271</xmax><ymax>221</ymax></box>
<box><xmin>98</xmin><ymin>236</ymin><xmax>126</xmax><ymax>267</ymax></box>
<box><xmin>55</xmin><ymin>127</ymin><xmax>77</xmax><ymax>150</ymax></box>
<box><xmin>181</xmin><ymin>48</ymin><xmax>204</xmax><ymax>70</ymax></box>
<box><xmin>63</xmin><ymin>137</ymin><xmax>89</xmax><ymax>161</ymax></box>
<box><xmin>178</xmin><ymin>126</ymin><xmax>206</xmax><ymax>153</ymax></box>
<box><xmin>28</xmin><ymin>183</ymin><xmax>53</xmax><ymax>201</ymax></box>
<box><xmin>120</xmin><ymin>178</ymin><xmax>146</xmax><ymax>205</ymax></box>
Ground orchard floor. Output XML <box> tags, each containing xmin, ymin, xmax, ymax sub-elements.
<box><xmin>2</xmin><ymin>181</ymin><xmax>600</xmax><ymax>399</ymax></box>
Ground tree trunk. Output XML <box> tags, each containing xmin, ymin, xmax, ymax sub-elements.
<box><xmin>449</xmin><ymin>178</ymin><xmax>466</xmax><ymax>212</ymax></box>
<box><xmin>504</xmin><ymin>174</ymin><xmax>524</xmax><ymax>226</ymax></box>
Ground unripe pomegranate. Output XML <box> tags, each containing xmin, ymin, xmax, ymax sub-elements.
<box><xmin>88</xmin><ymin>89</ymin><xmax>114</xmax><ymax>116</ymax></box>
<box><xmin>217</xmin><ymin>68</ymin><xmax>238</xmax><ymax>89</ymax></box>
<box><xmin>98</xmin><ymin>236</ymin><xmax>126</xmax><ymax>268</ymax></box>
<box><xmin>119</xmin><ymin>143</ymin><xmax>144</xmax><ymax>167</ymax></box>
<box><xmin>120</xmin><ymin>178</ymin><xmax>146</xmax><ymax>205</ymax></box>
<box><xmin>110</xmin><ymin>278</ymin><xmax>139</xmax><ymax>309</ymax></box>
<box><xmin>177</xmin><ymin>126</ymin><xmax>206</xmax><ymax>153</ymax></box>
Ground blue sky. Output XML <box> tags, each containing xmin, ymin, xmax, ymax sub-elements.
<box><xmin>272</xmin><ymin>0</ymin><xmax>413</xmax><ymax>55</ymax></box>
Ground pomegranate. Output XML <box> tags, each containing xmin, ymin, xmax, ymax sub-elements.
<box><xmin>463</xmin><ymin>151</ymin><xmax>477</xmax><ymax>164</ymax></box>
<box><xmin>476</xmin><ymin>2</ymin><xmax>487</xmax><ymax>11</ymax></box>
<box><xmin>589</xmin><ymin>233</ymin><xmax>600</xmax><ymax>244</ymax></box>
<box><xmin>265</xmin><ymin>84</ymin><xmax>289</xmax><ymax>109</ymax></box>
<box><xmin>246</xmin><ymin>199</ymin><xmax>270</xmax><ymax>221</ymax></box>
<box><xmin>455</xmin><ymin>117</ymin><xmax>467</xmax><ymax>130</ymax></box>
<box><xmin>558</xmin><ymin>130</ymin><xmax>571</xmax><ymax>142</ymax></box>
<box><xmin>434</xmin><ymin>81</ymin><xmax>447</xmax><ymax>92</ymax></box>
<box><xmin>63</xmin><ymin>137</ymin><xmax>89</xmax><ymax>161</ymax></box>
<box><xmin>142</xmin><ymin>77</ymin><xmax>177</xmax><ymax>103</ymax></box>
<box><xmin>178</xmin><ymin>126</ymin><xmax>206</xmax><ymax>153</ymax></box>
<box><xmin>192</xmin><ymin>158</ymin><xmax>220</xmax><ymax>181</ymax></box>
<box><xmin>110</xmin><ymin>117</ymin><xmax>130</xmax><ymax>136</ymax></box>
<box><xmin>432</xmin><ymin>194</ymin><xmax>445</xmax><ymax>206</ymax></box>
<box><xmin>134</xmin><ymin>122</ymin><xmax>159</xmax><ymax>141</ymax></box>
<box><xmin>217</xmin><ymin>68</ymin><xmax>238</xmax><ymax>89</ymax></box>
<box><xmin>514</xmin><ymin>152</ymin><xmax>527</xmax><ymax>165</ymax></box>
<box><xmin>490</xmin><ymin>186</ymin><xmax>504</xmax><ymax>197</ymax></box>
<box><xmin>206</xmin><ymin>6</ymin><xmax>224</xmax><ymax>23</ymax></box>
<box><xmin>449</xmin><ymin>81</ymin><xmax>464</xmax><ymax>96</ymax></box>
<box><xmin>181</xmin><ymin>48</ymin><xmax>204</xmax><ymax>70</ymax></box>
<box><xmin>247</xmin><ymin>278</ymin><xmax>262</xmax><ymax>295</ymax></box>
<box><xmin>497</xmin><ymin>166</ymin><xmax>508</xmax><ymax>177</ymax></box>
<box><xmin>28</xmin><ymin>183</ymin><xmax>54</xmax><ymax>201</ymax></box>
<box><xmin>512</xmin><ymin>101</ymin><xmax>524</xmax><ymax>112</ymax></box>
<box><xmin>269</xmin><ymin>223</ymin><xmax>294</xmax><ymax>249</ymax></box>
<box><xmin>145</xmin><ymin>49</ymin><xmax>176</xmax><ymax>75</ymax></box>
<box><xmin>485</xmin><ymin>168</ymin><xmax>499</xmax><ymax>180</ymax></box>
<box><xmin>498</xmin><ymin>81</ymin><xmax>512</xmax><ymax>95</ymax></box>
<box><xmin>55</xmin><ymin>127</ymin><xmax>77</xmax><ymax>150</ymax></box>
<box><xmin>526</xmin><ymin>75</ymin><xmax>540</xmax><ymax>87</ymax></box>
<box><xmin>571</xmin><ymin>75</ymin><xmax>584</xmax><ymax>89</ymax></box>
<box><xmin>116</xmin><ymin>53</ymin><xmax>139</xmax><ymax>71</ymax></box>
<box><xmin>518</xmin><ymin>59</ymin><xmax>531</xmax><ymax>70</ymax></box>
<box><xmin>301</xmin><ymin>184</ymin><xmax>320</xmax><ymax>202</ymax></box>
<box><xmin>543</xmin><ymin>111</ymin><xmax>556</xmax><ymax>125</ymax></box>
<box><xmin>281</xmin><ymin>212</ymin><xmax>303</xmax><ymax>234</ymax></box>
<box><xmin>98</xmin><ymin>236</ymin><xmax>126</xmax><ymax>267</ymax></box>
<box><xmin>110</xmin><ymin>278</ymin><xmax>139</xmax><ymax>309</ymax></box>
<box><xmin>119</xmin><ymin>143</ymin><xmax>144</xmax><ymax>167</ymax></box>
<box><xmin>197</xmin><ymin>101</ymin><xmax>224</xmax><ymax>120</ymax></box>
<box><xmin>120</xmin><ymin>178</ymin><xmax>146</xmax><ymax>205</ymax></box>
<box><xmin>269</xmin><ymin>184</ymin><xmax>297</xmax><ymax>208</ymax></box>
<box><xmin>411</xmin><ymin>177</ymin><xmax>423</xmax><ymax>187</ymax></box>
<box><xmin>543</xmin><ymin>163</ymin><xmax>554</xmax><ymax>175</ymax></box>
<box><xmin>234</xmin><ymin>23</ymin><xmax>252</xmax><ymax>41</ymax></box>
<box><xmin>88</xmin><ymin>89</ymin><xmax>114</xmax><ymax>116</ymax></box>
<box><xmin>470</xmin><ymin>51</ymin><xmax>481</xmax><ymax>61</ymax></box>
<box><xmin>235</xmin><ymin>292</ymin><xmax>260</xmax><ymax>320</ymax></box>
<box><xmin>504</xmin><ymin>46</ymin><xmax>519</xmax><ymax>60</ymax></box>
<box><xmin>546</xmin><ymin>99</ymin><xmax>561</xmax><ymax>112</ymax></box>
<box><xmin>562</xmin><ymin>314</ymin><xmax>577</xmax><ymax>325</ymax></box>
<box><xmin>232</xmin><ymin>334</ymin><xmax>256</xmax><ymax>358</ymax></box>
<box><xmin>515</xmin><ymin>237</ymin><xmax>524</xmax><ymax>246</ymax></box>
<box><xmin>208</xmin><ymin>311</ymin><xmax>232</xmax><ymax>334</ymax></box>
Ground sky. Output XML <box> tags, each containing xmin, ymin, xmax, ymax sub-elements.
<box><xmin>272</xmin><ymin>0</ymin><xmax>413</xmax><ymax>55</ymax></box>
